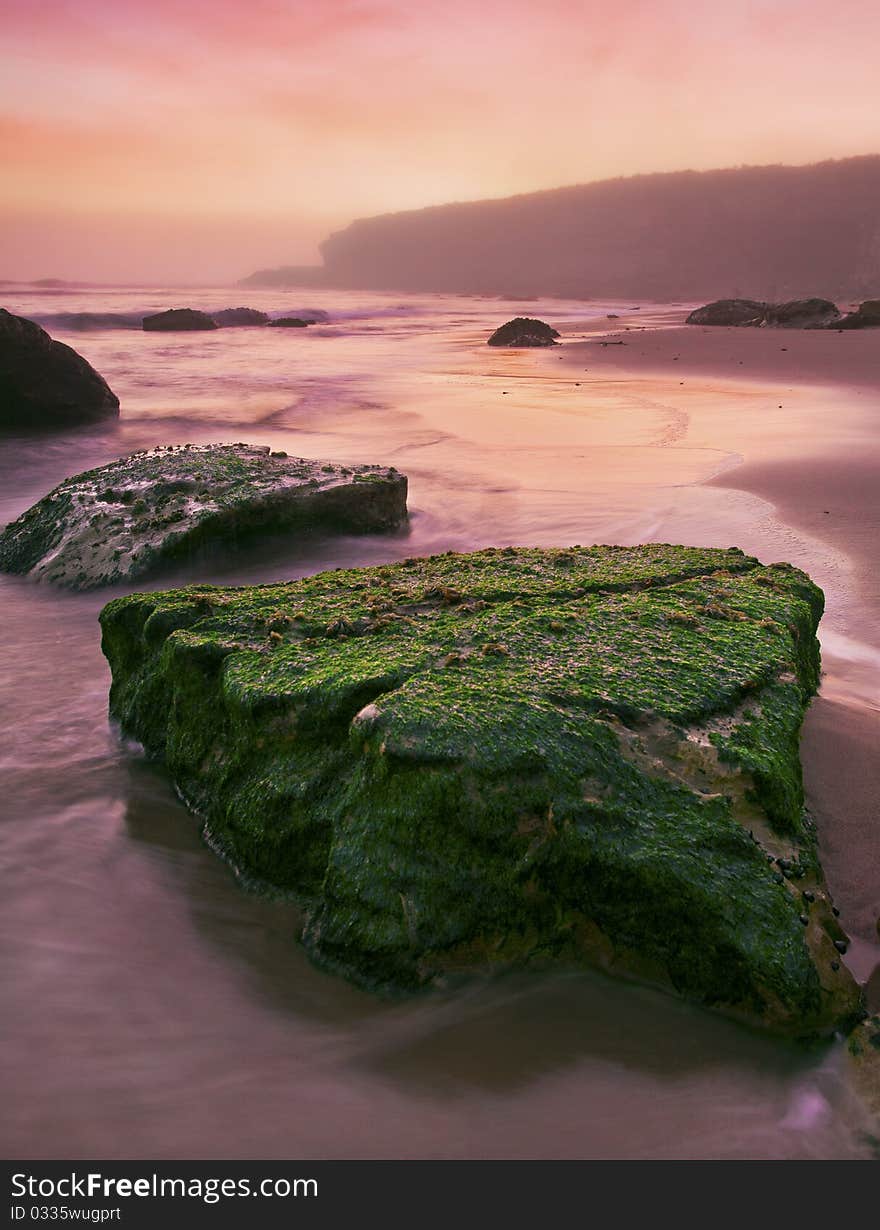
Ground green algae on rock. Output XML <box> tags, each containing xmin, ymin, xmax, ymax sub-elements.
<box><xmin>0</xmin><ymin>444</ymin><xmax>408</xmax><ymax>590</ymax></box>
<box><xmin>99</xmin><ymin>544</ymin><xmax>861</xmax><ymax>1034</ymax></box>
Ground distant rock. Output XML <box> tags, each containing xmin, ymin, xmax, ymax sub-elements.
<box><xmin>211</xmin><ymin>307</ymin><xmax>269</xmax><ymax>327</ymax></box>
<box><xmin>142</xmin><ymin>309</ymin><xmax>218</xmax><ymax>332</ymax></box>
<box><xmin>0</xmin><ymin>444</ymin><xmax>408</xmax><ymax>590</ymax></box>
<box><xmin>487</xmin><ymin>318</ymin><xmax>561</xmax><ymax>347</ymax></box>
<box><xmin>268</xmin><ymin>317</ymin><xmax>315</xmax><ymax>328</ymax></box>
<box><xmin>0</xmin><ymin>308</ymin><xmax>120</xmax><ymax>432</ymax></box>
<box><xmin>836</xmin><ymin>299</ymin><xmax>880</xmax><ymax>330</ymax></box>
<box><xmin>688</xmin><ymin>297</ymin><xmax>848</xmax><ymax>329</ymax></box>
<box><xmin>686</xmin><ymin>299</ymin><xmax>768</xmax><ymax>326</ymax></box>
<box><xmin>764</xmin><ymin>298</ymin><xmax>841</xmax><ymax>329</ymax></box>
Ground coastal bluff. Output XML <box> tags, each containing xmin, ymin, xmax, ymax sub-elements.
<box><xmin>0</xmin><ymin>444</ymin><xmax>408</xmax><ymax>589</ymax></box>
<box><xmin>100</xmin><ymin>544</ymin><xmax>861</xmax><ymax>1035</ymax></box>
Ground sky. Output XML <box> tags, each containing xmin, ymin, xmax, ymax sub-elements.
<box><xmin>2</xmin><ymin>0</ymin><xmax>879</xmax><ymax>284</ymax></box>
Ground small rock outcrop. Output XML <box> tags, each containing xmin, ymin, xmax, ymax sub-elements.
<box><xmin>836</xmin><ymin>299</ymin><xmax>880</xmax><ymax>330</ymax></box>
<box><xmin>688</xmin><ymin>297</ymin><xmax>849</xmax><ymax>329</ymax></box>
<box><xmin>764</xmin><ymin>299</ymin><xmax>841</xmax><ymax>329</ymax></box>
<box><xmin>142</xmin><ymin>309</ymin><xmax>218</xmax><ymax>332</ymax></box>
<box><xmin>0</xmin><ymin>444</ymin><xmax>407</xmax><ymax>590</ymax></box>
<box><xmin>686</xmin><ymin>300</ymin><xmax>768</xmax><ymax>326</ymax></box>
<box><xmin>99</xmin><ymin>543</ymin><xmax>861</xmax><ymax>1035</ymax></box>
<box><xmin>0</xmin><ymin>308</ymin><xmax>120</xmax><ymax>432</ymax></box>
<box><xmin>211</xmin><ymin>308</ymin><xmax>270</xmax><ymax>327</ymax></box>
<box><xmin>487</xmin><ymin>318</ymin><xmax>561</xmax><ymax>347</ymax></box>
<box><xmin>268</xmin><ymin>317</ymin><xmax>315</xmax><ymax>328</ymax></box>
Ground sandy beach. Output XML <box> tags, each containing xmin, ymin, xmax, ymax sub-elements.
<box><xmin>560</xmin><ymin>316</ymin><xmax>880</xmax><ymax>990</ymax></box>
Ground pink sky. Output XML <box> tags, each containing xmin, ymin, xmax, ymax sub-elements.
<box><xmin>2</xmin><ymin>0</ymin><xmax>879</xmax><ymax>283</ymax></box>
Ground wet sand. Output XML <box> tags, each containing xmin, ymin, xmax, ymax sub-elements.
<box><xmin>560</xmin><ymin>315</ymin><xmax>880</xmax><ymax>390</ymax></box>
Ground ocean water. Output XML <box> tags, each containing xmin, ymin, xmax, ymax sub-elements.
<box><xmin>0</xmin><ymin>285</ymin><xmax>876</xmax><ymax>1159</ymax></box>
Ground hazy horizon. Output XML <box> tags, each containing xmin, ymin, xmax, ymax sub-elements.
<box><xmin>3</xmin><ymin>0</ymin><xmax>880</xmax><ymax>283</ymax></box>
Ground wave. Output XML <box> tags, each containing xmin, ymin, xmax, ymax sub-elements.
<box><xmin>31</xmin><ymin>311</ymin><xmax>150</xmax><ymax>331</ymax></box>
<box><xmin>28</xmin><ymin>301</ymin><xmax>437</xmax><ymax>333</ymax></box>
<box><xmin>320</xmin><ymin>304</ymin><xmax>424</xmax><ymax>323</ymax></box>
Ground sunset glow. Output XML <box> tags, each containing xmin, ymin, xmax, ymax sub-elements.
<box><xmin>2</xmin><ymin>0</ymin><xmax>879</xmax><ymax>282</ymax></box>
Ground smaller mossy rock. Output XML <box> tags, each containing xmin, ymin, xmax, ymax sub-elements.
<box><xmin>836</xmin><ymin>299</ymin><xmax>880</xmax><ymax>330</ymax></box>
<box><xmin>686</xmin><ymin>300</ymin><xmax>768</xmax><ymax>326</ymax></box>
<box><xmin>142</xmin><ymin>309</ymin><xmax>218</xmax><ymax>332</ymax></box>
<box><xmin>99</xmin><ymin>544</ymin><xmax>861</xmax><ymax>1035</ymax></box>
<box><xmin>211</xmin><ymin>308</ymin><xmax>270</xmax><ymax>327</ymax></box>
<box><xmin>0</xmin><ymin>308</ymin><xmax>120</xmax><ymax>432</ymax></box>
<box><xmin>268</xmin><ymin>317</ymin><xmax>315</xmax><ymax>328</ymax></box>
<box><xmin>0</xmin><ymin>444</ymin><xmax>407</xmax><ymax>590</ymax></box>
<box><xmin>764</xmin><ymin>299</ymin><xmax>841</xmax><ymax>329</ymax></box>
<box><xmin>487</xmin><ymin>318</ymin><xmax>561</xmax><ymax>347</ymax></box>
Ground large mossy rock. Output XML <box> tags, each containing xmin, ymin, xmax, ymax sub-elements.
<box><xmin>487</xmin><ymin>318</ymin><xmax>560</xmax><ymax>347</ymax></box>
<box><xmin>0</xmin><ymin>444</ymin><xmax>407</xmax><ymax>590</ymax></box>
<box><xmin>0</xmin><ymin>308</ymin><xmax>120</xmax><ymax>432</ymax></box>
<box><xmin>99</xmin><ymin>544</ymin><xmax>861</xmax><ymax>1034</ymax></box>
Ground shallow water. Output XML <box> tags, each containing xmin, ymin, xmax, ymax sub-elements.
<box><xmin>1</xmin><ymin>286</ymin><xmax>877</xmax><ymax>1158</ymax></box>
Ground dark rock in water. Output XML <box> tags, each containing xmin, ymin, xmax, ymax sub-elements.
<box><xmin>142</xmin><ymin>308</ymin><xmax>218</xmax><ymax>332</ymax></box>
<box><xmin>764</xmin><ymin>298</ymin><xmax>841</xmax><ymax>329</ymax></box>
<box><xmin>0</xmin><ymin>308</ymin><xmax>120</xmax><ymax>432</ymax></box>
<box><xmin>836</xmin><ymin>299</ymin><xmax>880</xmax><ymax>330</ymax></box>
<box><xmin>686</xmin><ymin>299</ymin><xmax>768</xmax><ymax>326</ymax></box>
<box><xmin>268</xmin><ymin>317</ymin><xmax>315</xmax><ymax>328</ymax></box>
<box><xmin>487</xmin><ymin>317</ymin><xmax>561</xmax><ymax>347</ymax></box>
<box><xmin>210</xmin><ymin>307</ymin><xmax>270</xmax><ymax>327</ymax></box>
<box><xmin>0</xmin><ymin>444</ymin><xmax>407</xmax><ymax>590</ymax></box>
<box><xmin>99</xmin><ymin>542</ymin><xmax>861</xmax><ymax>1035</ymax></box>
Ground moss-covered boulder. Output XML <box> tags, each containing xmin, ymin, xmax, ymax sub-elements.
<box><xmin>99</xmin><ymin>544</ymin><xmax>861</xmax><ymax>1034</ymax></box>
<box><xmin>0</xmin><ymin>444</ymin><xmax>407</xmax><ymax>590</ymax></box>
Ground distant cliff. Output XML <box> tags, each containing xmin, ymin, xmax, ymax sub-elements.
<box><xmin>242</xmin><ymin>156</ymin><xmax>880</xmax><ymax>301</ymax></box>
